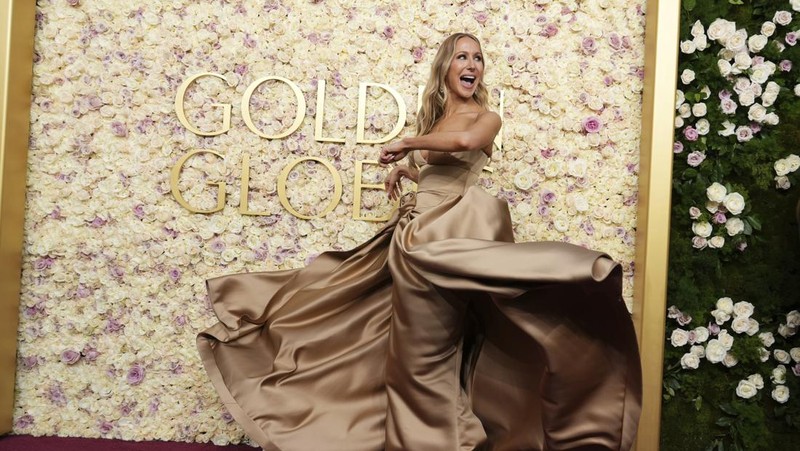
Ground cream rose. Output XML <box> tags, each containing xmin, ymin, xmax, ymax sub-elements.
<box><xmin>705</xmin><ymin>339</ymin><xmax>727</xmax><ymax>363</ymax></box>
<box><xmin>761</xmin><ymin>21</ymin><xmax>776</xmax><ymax>37</ymax></box>
<box><xmin>748</xmin><ymin>373</ymin><xmax>764</xmax><ymax>389</ymax></box>
<box><xmin>692</xmin><ymin>221</ymin><xmax>713</xmax><ymax>238</ymax></box>
<box><xmin>787</xmin><ymin>310</ymin><xmax>800</xmax><ymax>327</ymax></box>
<box><xmin>690</xmin><ymin>345</ymin><xmax>706</xmax><ymax>358</ymax></box>
<box><xmin>680</xmin><ymin>69</ymin><xmax>696</xmax><ymax>84</ymax></box>
<box><xmin>725</xmin><ymin>217</ymin><xmax>745</xmax><ymax>236</ymax></box>
<box><xmin>680</xmin><ymin>352</ymin><xmax>700</xmax><ymax>369</ymax></box>
<box><xmin>733</xmin><ymin>52</ymin><xmax>752</xmax><ymax>70</ymax></box>
<box><xmin>746</xmin><ymin>319</ymin><xmax>760</xmax><ymax>336</ymax></box>
<box><xmin>718</xmin><ymin>59</ymin><xmax>732</xmax><ymax>76</ymax></box>
<box><xmin>774</xmin><ymin>349</ymin><xmax>791</xmax><ymax>364</ymax></box>
<box><xmin>708</xmin><ymin>236</ymin><xmax>725</xmax><ymax>248</ymax></box>
<box><xmin>774</xmin><ymin>11</ymin><xmax>793</xmax><ymax>26</ymax></box>
<box><xmin>772</xmin><ymin>365</ymin><xmax>787</xmax><ymax>384</ymax></box>
<box><xmin>736</xmin><ymin>380</ymin><xmax>757</xmax><ymax>399</ymax></box>
<box><xmin>787</xmin><ymin>154</ymin><xmax>800</xmax><ymax>171</ymax></box>
<box><xmin>692</xmin><ymin>326</ymin><xmax>709</xmax><ymax>343</ymax></box>
<box><xmin>759</xmin><ymin>332</ymin><xmax>775</xmax><ymax>347</ymax></box>
<box><xmin>707</xmin><ymin>18</ymin><xmax>736</xmax><ymax>43</ymax></box>
<box><xmin>725</xmin><ymin>29</ymin><xmax>748</xmax><ymax>52</ymax></box>
<box><xmin>731</xmin><ymin>317</ymin><xmax>751</xmax><ymax>334</ymax></box>
<box><xmin>776</xmin><ymin>175</ymin><xmax>791</xmax><ymax>189</ymax></box>
<box><xmin>718</xmin><ymin>330</ymin><xmax>735</xmax><ymax>349</ymax></box>
<box><xmin>748</xmin><ymin>104</ymin><xmax>767</xmax><ymax>122</ymax></box>
<box><xmin>748</xmin><ymin>34</ymin><xmax>768</xmax><ymax>52</ymax></box>
<box><xmin>772</xmin><ymin>385</ymin><xmax>790</xmax><ymax>404</ymax></box>
<box><xmin>791</xmin><ymin>347</ymin><xmax>800</xmax><ymax>363</ymax></box>
<box><xmin>717</xmin><ymin>297</ymin><xmax>734</xmax><ymax>314</ymax></box>
<box><xmin>706</xmin><ymin>182</ymin><xmax>727</xmax><ymax>202</ymax></box>
<box><xmin>723</xmin><ymin>352</ymin><xmax>738</xmax><ymax>368</ymax></box>
<box><xmin>733</xmin><ymin>301</ymin><xmax>754</xmax><ymax>318</ymax></box>
<box><xmin>691</xmin><ymin>103</ymin><xmax>707</xmax><ymax>117</ymax></box>
<box><xmin>723</xmin><ymin>192</ymin><xmax>745</xmax><ymax>215</ymax></box>
<box><xmin>670</xmin><ymin>328</ymin><xmax>690</xmax><ymax>347</ymax></box>
<box><xmin>696</xmin><ymin>119</ymin><xmax>710</xmax><ymax>135</ymax></box>
<box><xmin>680</xmin><ymin>40</ymin><xmax>696</xmax><ymax>54</ymax></box>
<box><xmin>775</xmin><ymin>158</ymin><xmax>792</xmax><ymax>176</ymax></box>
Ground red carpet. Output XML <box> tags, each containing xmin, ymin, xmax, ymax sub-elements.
<box><xmin>0</xmin><ymin>435</ymin><xmax>257</xmax><ymax>451</ymax></box>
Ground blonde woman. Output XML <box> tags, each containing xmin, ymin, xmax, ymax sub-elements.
<box><xmin>198</xmin><ymin>33</ymin><xmax>641</xmax><ymax>451</ymax></box>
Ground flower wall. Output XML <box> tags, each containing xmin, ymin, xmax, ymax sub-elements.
<box><xmin>663</xmin><ymin>1</ymin><xmax>800</xmax><ymax>450</ymax></box>
<box><xmin>15</xmin><ymin>0</ymin><xmax>645</xmax><ymax>444</ymax></box>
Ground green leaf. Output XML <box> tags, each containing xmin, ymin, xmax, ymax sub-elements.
<box><xmin>719</xmin><ymin>403</ymin><xmax>738</xmax><ymax>415</ymax></box>
<box><xmin>716</xmin><ymin>416</ymin><xmax>733</xmax><ymax>427</ymax></box>
<box><xmin>728</xmin><ymin>0</ymin><xmax>743</xmax><ymax>4</ymax></box>
<box><xmin>694</xmin><ymin>396</ymin><xmax>703</xmax><ymax>411</ymax></box>
<box><xmin>746</xmin><ymin>216</ymin><xmax>762</xmax><ymax>231</ymax></box>
<box><xmin>683</xmin><ymin>0</ymin><xmax>697</xmax><ymax>11</ymax></box>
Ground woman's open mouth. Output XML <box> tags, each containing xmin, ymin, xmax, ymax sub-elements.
<box><xmin>459</xmin><ymin>75</ymin><xmax>476</xmax><ymax>88</ymax></box>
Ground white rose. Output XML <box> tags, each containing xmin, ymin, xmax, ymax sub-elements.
<box><xmin>774</xmin><ymin>11</ymin><xmax>793</xmax><ymax>26</ymax></box>
<box><xmin>705</xmin><ymin>339</ymin><xmax>727</xmax><ymax>363</ymax></box>
<box><xmin>718</xmin><ymin>59</ymin><xmax>732</xmax><ymax>76</ymax></box>
<box><xmin>513</xmin><ymin>171</ymin><xmax>534</xmax><ymax>190</ymax></box>
<box><xmin>553</xmin><ymin>214</ymin><xmax>569</xmax><ymax>232</ymax></box>
<box><xmin>776</xmin><ymin>175</ymin><xmax>792</xmax><ymax>189</ymax></box>
<box><xmin>676</xmin><ymin>89</ymin><xmax>685</xmax><ymax>109</ymax></box>
<box><xmin>700</xmin><ymin>85</ymin><xmax>712</xmax><ymax>99</ymax></box>
<box><xmin>670</xmin><ymin>328</ymin><xmax>690</xmax><ymax>347</ymax></box>
<box><xmin>739</xmin><ymin>91</ymin><xmax>756</xmax><ymax>106</ymax></box>
<box><xmin>748</xmin><ymin>34</ymin><xmax>769</xmax><ymax>53</ymax></box>
<box><xmin>795</xmin><ymin>84</ymin><xmax>800</xmax><ymax>96</ymax></box>
<box><xmin>692</xmin><ymin>221</ymin><xmax>713</xmax><ymax>238</ymax></box>
<box><xmin>543</xmin><ymin>160</ymin><xmax>562</xmax><ymax>178</ymax></box>
<box><xmin>762</xmin><ymin>91</ymin><xmax>777</xmax><ymax>107</ymax></box>
<box><xmin>692</xmin><ymin>327</ymin><xmax>710</xmax><ymax>343</ymax></box>
<box><xmin>750</xmin><ymin>67</ymin><xmax>769</xmax><ymax>84</ymax></box>
<box><xmin>772</xmin><ymin>365</ymin><xmax>787</xmax><ymax>384</ymax></box>
<box><xmin>719</xmin><ymin>120</ymin><xmax>736</xmax><ymax>136</ymax></box>
<box><xmin>690</xmin><ymin>345</ymin><xmax>706</xmax><ymax>357</ymax></box>
<box><xmin>734</xmin><ymin>77</ymin><xmax>752</xmax><ymax>94</ymax></box>
<box><xmin>712</xmin><ymin>309</ymin><xmax>730</xmax><ymax>325</ymax></box>
<box><xmin>748</xmin><ymin>373</ymin><xmax>764</xmax><ymax>389</ymax></box>
<box><xmin>761</xmin><ymin>21</ymin><xmax>776</xmax><ymax>37</ymax></box>
<box><xmin>674</xmin><ymin>116</ymin><xmax>684</xmax><ymax>128</ymax></box>
<box><xmin>696</xmin><ymin>119</ymin><xmax>710</xmax><ymax>135</ymax></box>
<box><xmin>718</xmin><ymin>330</ymin><xmax>735</xmax><ymax>349</ymax></box>
<box><xmin>706</xmin><ymin>182</ymin><xmax>727</xmax><ymax>202</ymax></box>
<box><xmin>708</xmin><ymin>199</ymin><xmax>720</xmax><ymax>211</ymax></box>
<box><xmin>764</xmin><ymin>112</ymin><xmax>779</xmax><ymax>125</ymax></box>
<box><xmin>694</xmin><ymin>34</ymin><xmax>708</xmax><ymax>51</ymax></box>
<box><xmin>572</xmin><ymin>194</ymin><xmax>589</xmax><ymax>212</ymax></box>
<box><xmin>759</xmin><ymin>332</ymin><xmax>775</xmax><ymax>347</ymax></box>
<box><xmin>725</xmin><ymin>29</ymin><xmax>748</xmax><ymax>52</ymax></box>
<box><xmin>774</xmin><ymin>349</ymin><xmax>791</xmax><ymax>364</ymax></box>
<box><xmin>717</xmin><ymin>297</ymin><xmax>735</xmax><ymax>314</ymax></box>
<box><xmin>723</xmin><ymin>352</ymin><xmax>739</xmax><ymax>367</ymax></box>
<box><xmin>707</xmin><ymin>18</ymin><xmax>736</xmax><ymax>43</ymax></box>
<box><xmin>680</xmin><ymin>352</ymin><xmax>700</xmax><ymax>369</ymax></box>
<box><xmin>786</xmin><ymin>154</ymin><xmax>800</xmax><ymax>171</ymax></box>
<box><xmin>692</xmin><ymin>102</ymin><xmax>707</xmax><ymax>117</ymax></box>
<box><xmin>748</xmin><ymin>104</ymin><xmax>767</xmax><ymax>122</ymax></box>
<box><xmin>791</xmin><ymin>347</ymin><xmax>800</xmax><ymax>363</ymax></box>
<box><xmin>708</xmin><ymin>236</ymin><xmax>725</xmax><ymax>248</ymax></box>
<box><xmin>733</xmin><ymin>52</ymin><xmax>752</xmax><ymax>70</ymax></box>
<box><xmin>691</xmin><ymin>20</ymin><xmax>705</xmax><ymax>38</ymax></box>
<box><xmin>760</xmin><ymin>347</ymin><xmax>771</xmax><ymax>362</ymax></box>
<box><xmin>772</xmin><ymin>385</ymin><xmax>790</xmax><ymax>404</ymax></box>
<box><xmin>567</xmin><ymin>159</ymin><xmax>588</xmax><ymax>178</ymax></box>
<box><xmin>747</xmin><ymin>319</ymin><xmax>760</xmax><ymax>336</ymax></box>
<box><xmin>678</xmin><ymin>103</ymin><xmax>692</xmax><ymax>118</ymax></box>
<box><xmin>775</xmin><ymin>158</ymin><xmax>792</xmax><ymax>176</ymax></box>
<box><xmin>723</xmin><ymin>192</ymin><xmax>745</xmax><ymax>215</ymax></box>
<box><xmin>731</xmin><ymin>316</ymin><xmax>751</xmax><ymax>334</ymax></box>
<box><xmin>733</xmin><ymin>301</ymin><xmax>754</xmax><ymax>318</ymax></box>
<box><xmin>725</xmin><ymin>217</ymin><xmax>745</xmax><ymax>236</ymax></box>
<box><xmin>787</xmin><ymin>310</ymin><xmax>800</xmax><ymax>327</ymax></box>
<box><xmin>680</xmin><ymin>40</ymin><xmax>696</xmax><ymax>54</ymax></box>
<box><xmin>736</xmin><ymin>380</ymin><xmax>757</xmax><ymax>399</ymax></box>
<box><xmin>681</xmin><ymin>69</ymin><xmax>696</xmax><ymax>84</ymax></box>
<box><xmin>793</xmin><ymin>0</ymin><xmax>800</xmax><ymax>12</ymax></box>
<box><xmin>778</xmin><ymin>323</ymin><xmax>796</xmax><ymax>338</ymax></box>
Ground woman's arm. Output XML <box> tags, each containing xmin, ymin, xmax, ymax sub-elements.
<box><xmin>383</xmin><ymin>165</ymin><xmax>419</xmax><ymax>200</ymax></box>
<box><xmin>380</xmin><ymin>112</ymin><xmax>502</xmax><ymax>163</ymax></box>
<box><xmin>379</xmin><ymin>111</ymin><xmax>501</xmax><ymax>164</ymax></box>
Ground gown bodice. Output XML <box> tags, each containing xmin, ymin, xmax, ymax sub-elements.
<box><xmin>412</xmin><ymin>149</ymin><xmax>488</xmax><ymax>212</ymax></box>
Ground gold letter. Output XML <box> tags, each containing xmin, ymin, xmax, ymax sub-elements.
<box><xmin>239</xmin><ymin>153</ymin><xmax>269</xmax><ymax>216</ymax></box>
<box><xmin>314</xmin><ymin>79</ymin><xmax>346</xmax><ymax>143</ymax></box>
<box><xmin>242</xmin><ymin>76</ymin><xmax>306</xmax><ymax>139</ymax></box>
<box><xmin>353</xmin><ymin>159</ymin><xmax>400</xmax><ymax>222</ymax></box>
<box><xmin>277</xmin><ymin>157</ymin><xmax>343</xmax><ymax>219</ymax></box>
<box><xmin>174</xmin><ymin>73</ymin><xmax>231</xmax><ymax>136</ymax></box>
<box><xmin>170</xmin><ymin>149</ymin><xmax>226</xmax><ymax>213</ymax></box>
<box><xmin>356</xmin><ymin>82</ymin><xmax>407</xmax><ymax>144</ymax></box>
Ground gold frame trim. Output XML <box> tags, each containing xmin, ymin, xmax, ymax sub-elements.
<box><xmin>633</xmin><ymin>0</ymin><xmax>680</xmax><ymax>449</ymax></box>
<box><xmin>0</xmin><ymin>1</ymin><xmax>678</xmax><ymax>447</ymax></box>
<box><xmin>0</xmin><ymin>0</ymin><xmax>36</xmax><ymax>435</ymax></box>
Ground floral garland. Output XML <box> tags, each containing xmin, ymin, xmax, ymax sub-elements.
<box><xmin>664</xmin><ymin>1</ymin><xmax>800</xmax><ymax>449</ymax></box>
<box><xmin>15</xmin><ymin>0</ymin><xmax>644</xmax><ymax>445</ymax></box>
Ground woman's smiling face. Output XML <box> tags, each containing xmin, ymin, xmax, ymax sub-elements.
<box><xmin>445</xmin><ymin>36</ymin><xmax>484</xmax><ymax>101</ymax></box>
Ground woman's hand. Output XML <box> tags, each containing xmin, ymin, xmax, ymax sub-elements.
<box><xmin>384</xmin><ymin>165</ymin><xmax>416</xmax><ymax>200</ymax></box>
<box><xmin>379</xmin><ymin>140</ymin><xmax>409</xmax><ymax>165</ymax></box>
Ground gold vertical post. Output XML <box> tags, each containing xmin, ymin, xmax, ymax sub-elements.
<box><xmin>0</xmin><ymin>0</ymin><xmax>36</xmax><ymax>434</ymax></box>
<box><xmin>633</xmin><ymin>0</ymin><xmax>680</xmax><ymax>449</ymax></box>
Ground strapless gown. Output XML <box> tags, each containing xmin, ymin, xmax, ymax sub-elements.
<box><xmin>197</xmin><ymin>149</ymin><xmax>641</xmax><ymax>451</ymax></box>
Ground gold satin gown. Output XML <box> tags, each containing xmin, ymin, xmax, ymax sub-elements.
<box><xmin>197</xmin><ymin>149</ymin><xmax>642</xmax><ymax>451</ymax></box>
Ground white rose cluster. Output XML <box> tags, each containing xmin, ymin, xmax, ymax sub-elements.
<box><xmin>690</xmin><ymin>183</ymin><xmax>749</xmax><ymax>249</ymax></box>
<box><xmin>773</xmin><ymin>154</ymin><xmax>800</xmax><ymax>189</ymax></box>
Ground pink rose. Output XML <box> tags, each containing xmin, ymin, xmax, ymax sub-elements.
<box><xmin>780</xmin><ymin>59</ymin><xmax>793</xmax><ymax>71</ymax></box>
<box><xmin>687</xmin><ymin>151</ymin><xmax>706</xmax><ymax>167</ymax></box>
<box><xmin>674</xmin><ymin>141</ymin><xmax>684</xmax><ymax>153</ymax></box>
<box><xmin>60</xmin><ymin>350</ymin><xmax>81</xmax><ymax>365</ymax></box>
<box><xmin>683</xmin><ymin>126</ymin><xmax>699</xmax><ymax>141</ymax></box>
<box><xmin>582</xmin><ymin>116</ymin><xmax>603</xmax><ymax>133</ymax></box>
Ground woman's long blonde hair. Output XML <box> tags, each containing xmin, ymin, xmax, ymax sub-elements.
<box><xmin>416</xmin><ymin>33</ymin><xmax>489</xmax><ymax>136</ymax></box>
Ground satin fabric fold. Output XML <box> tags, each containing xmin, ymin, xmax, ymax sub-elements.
<box><xmin>197</xmin><ymin>150</ymin><xmax>641</xmax><ymax>451</ymax></box>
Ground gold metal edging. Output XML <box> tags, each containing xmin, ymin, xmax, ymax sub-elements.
<box><xmin>633</xmin><ymin>0</ymin><xmax>681</xmax><ymax>449</ymax></box>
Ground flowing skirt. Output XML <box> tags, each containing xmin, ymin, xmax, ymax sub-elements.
<box><xmin>197</xmin><ymin>186</ymin><xmax>641</xmax><ymax>451</ymax></box>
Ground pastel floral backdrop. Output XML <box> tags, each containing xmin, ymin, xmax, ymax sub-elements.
<box><xmin>15</xmin><ymin>0</ymin><xmax>645</xmax><ymax>445</ymax></box>
<box><xmin>663</xmin><ymin>0</ymin><xmax>800</xmax><ymax>449</ymax></box>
